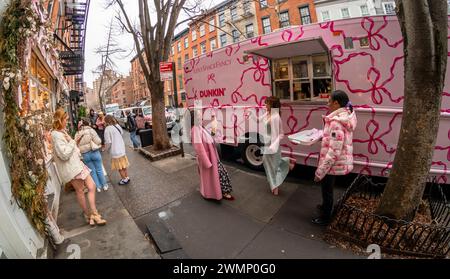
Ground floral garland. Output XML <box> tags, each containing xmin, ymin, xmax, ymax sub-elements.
<box><xmin>0</xmin><ymin>0</ymin><xmax>54</xmax><ymax>236</ymax></box>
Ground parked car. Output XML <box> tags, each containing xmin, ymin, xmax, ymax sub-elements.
<box><xmin>115</xmin><ymin>107</ymin><xmax>136</xmax><ymax>130</ymax></box>
<box><xmin>135</xmin><ymin>106</ymin><xmax>176</xmax><ymax>131</ymax></box>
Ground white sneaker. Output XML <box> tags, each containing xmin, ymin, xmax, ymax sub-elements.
<box><xmin>103</xmin><ymin>184</ymin><xmax>109</xmax><ymax>191</ymax></box>
<box><xmin>96</xmin><ymin>188</ymin><xmax>102</xmax><ymax>193</ymax></box>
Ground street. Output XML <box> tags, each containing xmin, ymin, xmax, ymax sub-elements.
<box><xmin>54</xmin><ymin>131</ymin><xmax>361</xmax><ymax>259</ymax></box>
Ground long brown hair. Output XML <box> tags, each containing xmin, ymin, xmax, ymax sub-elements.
<box><xmin>265</xmin><ymin>96</ymin><xmax>281</xmax><ymax>115</ymax></box>
<box><xmin>104</xmin><ymin>115</ymin><xmax>117</xmax><ymax>126</ymax></box>
<box><xmin>52</xmin><ymin>108</ymin><xmax>67</xmax><ymax>130</ymax></box>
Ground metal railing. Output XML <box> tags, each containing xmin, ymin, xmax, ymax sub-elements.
<box><xmin>328</xmin><ymin>175</ymin><xmax>450</xmax><ymax>258</ymax></box>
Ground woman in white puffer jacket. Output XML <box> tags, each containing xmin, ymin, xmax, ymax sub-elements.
<box><xmin>75</xmin><ymin>119</ymin><xmax>109</xmax><ymax>193</ymax></box>
<box><xmin>51</xmin><ymin>109</ymin><xmax>106</xmax><ymax>226</ymax></box>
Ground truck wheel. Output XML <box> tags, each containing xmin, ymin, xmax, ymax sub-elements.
<box><xmin>242</xmin><ymin>141</ymin><xmax>264</xmax><ymax>171</ymax></box>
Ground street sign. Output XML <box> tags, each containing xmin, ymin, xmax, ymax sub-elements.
<box><xmin>160</xmin><ymin>62</ymin><xmax>173</xmax><ymax>81</ymax></box>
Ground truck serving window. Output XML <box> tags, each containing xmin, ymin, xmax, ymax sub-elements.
<box><xmin>246</xmin><ymin>37</ymin><xmax>332</xmax><ymax>102</ymax></box>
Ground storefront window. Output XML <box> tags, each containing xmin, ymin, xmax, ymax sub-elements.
<box><xmin>22</xmin><ymin>52</ymin><xmax>55</xmax><ymax>115</ymax></box>
<box><xmin>274</xmin><ymin>59</ymin><xmax>289</xmax><ymax>80</ymax></box>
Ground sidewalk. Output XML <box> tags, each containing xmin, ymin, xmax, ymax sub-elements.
<box><xmin>53</xmin><ymin>151</ymin><xmax>160</xmax><ymax>259</ymax></box>
<box><xmin>53</xmin><ymin>133</ymin><xmax>362</xmax><ymax>259</ymax></box>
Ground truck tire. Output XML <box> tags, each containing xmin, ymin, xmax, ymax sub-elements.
<box><xmin>241</xmin><ymin>141</ymin><xmax>264</xmax><ymax>171</ymax></box>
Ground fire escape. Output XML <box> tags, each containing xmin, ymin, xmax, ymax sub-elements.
<box><xmin>55</xmin><ymin>0</ymin><xmax>90</xmax><ymax>103</ymax></box>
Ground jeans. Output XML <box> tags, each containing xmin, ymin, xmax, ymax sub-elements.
<box><xmin>82</xmin><ymin>150</ymin><xmax>107</xmax><ymax>189</ymax></box>
<box><xmin>321</xmin><ymin>175</ymin><xmax>336</xmax><ymax>218</ymax></box>
<box><xmin>130</xmin><ymin>130</ymin><xmax>140</xmax><ymax>148</ymax></box>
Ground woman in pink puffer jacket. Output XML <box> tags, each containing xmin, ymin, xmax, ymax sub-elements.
<box><xmin>312</xmin><ymin>90</ymin><xmax>357</xmax><ymax>226</ymax></box>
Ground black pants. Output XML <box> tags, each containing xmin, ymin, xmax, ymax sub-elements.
<box><xmin>321</xmin><ymin>175</ymin><xmax>336</xmax><ymax>218</ymax></box>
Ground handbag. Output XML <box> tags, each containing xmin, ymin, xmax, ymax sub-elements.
<box><xmin>90</xmin><ymin>140</ymin><xmax>101</xmax><ymax>151</ymax></box>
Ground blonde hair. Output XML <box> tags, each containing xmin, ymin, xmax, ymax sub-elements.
<box><xmin>52</xmin><ymin>108</ymin><xmax>67</xmax><ymax>130</ymax></box>
<box><xmin>104</xmin><ymin>115</ymin><xmax>117</xmax><ymax>126</ymax></box>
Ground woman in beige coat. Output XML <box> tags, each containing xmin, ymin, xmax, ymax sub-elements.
<box><xmin>75</xmin><ymin>119</ymin><xmax>109</xmax><ymax>193</ymax></box>
<box><xmin>51</xmin><ymin>109</ymin><xmax>106</xmax><ymax>226</ymax></box>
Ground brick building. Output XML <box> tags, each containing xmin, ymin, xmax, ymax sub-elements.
<box><xmin>130</xmin><ymin>52</ymin><xmax>151</xmax><ymax>105</ymax></box>
<box><xmin>216</xmin><ymin>0</ymin><xmax>259</xmax><ymax>48</ymax></box>
<box><xmin>254</xmin><ymin>0</ymin><xmax>317</xmax><ymax>35</ymax></box>
<box><xmin>111</xmin><ymin>76</ymin><xmax>134</xmax><ymax>107</ymax></box>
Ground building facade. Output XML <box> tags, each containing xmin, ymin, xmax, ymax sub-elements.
<box><xmin>216</xmin><ymin>0</ymin><xmax>259</xmax><ymax>48</ymax></box>
<box><xmin>130</xmin><ymin>53</ymin><xmax>151</xmax><ymax>105</ymax></box>
<box><xmin>0</xmin><ymin>0</ymin><xmax>89</xmax><ymax>259</ymax></box>
<box><xmin>314</xmin><ymin>0</ymin><xmax>396</xmax><ymax>22</ymax></box>
<box><xmin>93</xmin><ymin>69</ymin><xmax>120</xmax><ymax>108</ymax></box>
<box><xmin>84</xmin><ymin>85</ymin><xmax>98</xmax><ymax>110</ymax></box>
<box><xmin>111</xmin><ymin>76</ymin><xmax>134</xmax><ymax>107</ymax></box>
<box><xmin>254</xmin><ymin>0</ymin><xmax>318</xmax><ymax>35</ymax></box>
<box><xmin>166</xmin><ymin>28</ymin><xmax>191</xmax><ymax>106</ymax></box>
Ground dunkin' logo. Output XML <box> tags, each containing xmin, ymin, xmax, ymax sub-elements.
<box><xmin>200</xmin><ymin>88</ymin><xmax>226</xmax><ymax>98</ymax></box>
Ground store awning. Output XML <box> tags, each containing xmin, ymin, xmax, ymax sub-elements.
<box><xmin>245</xmin><ymin>37</ymin><xmax>329</xmax><ymax>60</ymax></box>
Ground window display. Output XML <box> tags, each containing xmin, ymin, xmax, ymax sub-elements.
<box><xmin>21</xmin><ymin>52</ymin><xmax>55</xmax><ymax>115</ymax></box>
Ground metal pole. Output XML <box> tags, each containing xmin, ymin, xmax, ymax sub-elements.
<box><xmin>172</xmin><ymin>62</ymin><xmax>178</xmax><ymax>109</ymax></box>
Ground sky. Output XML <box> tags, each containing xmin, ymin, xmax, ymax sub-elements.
<box><xmin>83</xmin><ymin>0</ymin><xmax>220</xmax><ymax>88</ymax></box>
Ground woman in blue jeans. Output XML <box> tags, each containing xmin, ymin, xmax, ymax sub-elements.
<box><xmin>75</xmin><ymin>120</ymin><xmax>109</xmax><ymax>192</ymax></box>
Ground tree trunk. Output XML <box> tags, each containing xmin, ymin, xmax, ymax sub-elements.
<box><xmin>149</xmin><ymin>78</ymin><xmax>171</xmax><ymax>150</ymax></box>
<box><xmin>376</xmin><ymin>0</ymin><xmax>448</xmax><ymax>220</ymax></box>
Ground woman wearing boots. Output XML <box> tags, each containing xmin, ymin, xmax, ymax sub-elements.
<box><xmin>51</xmin><ymin>109</ymin><xmax>106</xmax><ymax>226</ymax></box>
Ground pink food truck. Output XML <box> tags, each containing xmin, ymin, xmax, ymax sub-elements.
<box><xmin>184</xmin><ymin>16</ymin><xmax>450</xmax><ymax>183</ymax></box>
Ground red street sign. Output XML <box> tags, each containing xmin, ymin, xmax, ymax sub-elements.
<box><xmin>160</xmin><ymin>62</ymin><xmax>173</xmax><ymax>72</ymax></box>
<box><xmin>160</xmin><ymin>62</ymin><xmax>173</xmax><ymax>81</ymax></box>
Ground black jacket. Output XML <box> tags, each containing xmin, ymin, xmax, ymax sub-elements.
<box><xmin>127</xmin><ymin>114</ymin><xmax>137</xmax><ymax>132</ymax></box>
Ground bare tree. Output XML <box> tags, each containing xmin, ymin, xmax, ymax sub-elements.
<box><xmin>94</xmin><ymin>20</ymin><xmax>125</xmax><ymax>110</ymax></box>
<box><xmin>376</xmin><ymin>0</ymin><xmax>448</xmax><ymax>220</ymax></box>
<box><xmin>109</xmin><ymin>0</ymin><xmax>201</xmax><ymax>150</ymax></box>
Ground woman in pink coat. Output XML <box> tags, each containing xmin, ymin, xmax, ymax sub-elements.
<box><xmin>313</xmin><ymin>90</ymin><xmax>357</xmax><ymax>226</ymax></box>
<box><xmin>191</xmin><ymin>110</ymin><xmax>234</xmax><ymax>201</ymax></box>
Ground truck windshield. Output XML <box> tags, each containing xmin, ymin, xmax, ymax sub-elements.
<box><xmin>142</xmin><ymin>107</ymin><xmax>152</xmax><ymax>116</ymax></box>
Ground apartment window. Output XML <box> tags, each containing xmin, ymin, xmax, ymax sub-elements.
<box><xmin>245</xmin><ymin>24</ymin><xmax>254</xmax><ymax>38</ymax></box>
<box><xmin>321</xmin><ymin>10</ymin><xmax>330</xmax><ymax>22</ymax></box>
<box><xmin>279</xmin><ymin>11</ymin><xmax>290</xmax><ymax>28</ymax></box>
<box><xmin>299</xmin><ymin>6</ymin><xmax>312</xmax><ymax>25</ymax></box>
<box><xmin>383</xmin><ymin>2</ymin><xmax>396</xmax><ymax>15</ymax></box>
<box><xmin>200</xmin><ymin>41</ymin><xmax>206</xmax><ymax>54</ymax></box>
<box><xmin>448</xmin><ymin>0</ymin><xmax>450</xmax><ymax>14</ymax></box>
<box><xmin>220</xmin><ymin>34</ymin><xmax>227</xmax><ymax>47</ymax></box>
<box><xmin>210</xmin><ymin>38</ymin><xmax>217</xmax><ymax>50</ymax></box>
<box><xmin>219</xmin><ymin>13</ymin><xmax>225</xmax><ymax>27</ymax></box>
<box><xmin>360</xmin><ymin>5</ymin><xmax>369</xmax><ymax>16</ymax></box>
<box><xmin>177</xmin><ymin>57</ymin><xmax>182</xmax><ymax>69</ymax></box>
<box><xmin>200</xmin><ymin>25</ymin><xmax>205</xmax><ymax>37</ymax></box>
<box><xmin>243</xmin><ymin>0</ymin><xmax>251</xmax><ymax>14</ymax></box>
<box><xmin>193</xmin><ymin>46</ymin><xmax>198</xmax><ymax>57</ymax></box>
<box><xmin>260</xmin><ymin>0</ymin><xmax>268</xmax><ymax>8</ymax></box>
<box><xmin>341</xmin><ymin>8</ymin><xmax>350</xmax><ymax>19</ymax></box>
<box><xmin>192</xmin><ymin>29</ymin><xmax>197</xmax><ymax>41</ymax></box>
<box><xmin>209</xmin><ymin>18</ymin><xmax>215</xmax><ymax>32</ymax></box>
<box><xmin>262</xmin><ymin>17</ymin><xmax>271</xmax><ymax>34</ymax></box>
<box><xmin>171</xmin><ymin>46</ymin><xmax>174</xmax><ymax>55</ymax></box>
<box><xmin>177</xmin><ymin>42</ymin><xmax>181</xmax><ymax>52</ymax></box>
<box><xmin>232</xmin><ymin>30</ymin><xmax>239</xmax><ymax>43</ymax></box>
<box><xmin>184</xmin><ymin>54</ymin><xmax>189</xmax><ymax>62</ymax></box>
<box><xmin>230</xmin><ymin>6</ymin><xmax>238</xmax><ymax>21</ymax></box>
<box><xmin>178</xmin><ymin>75</ymin><xmax>183</xmax><ymax>90</ymax></box>
<box><xmin>184</xmin><ymin>37</ymin><xmax>189</xmax><ymax>49</ymax></box>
